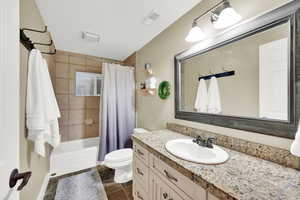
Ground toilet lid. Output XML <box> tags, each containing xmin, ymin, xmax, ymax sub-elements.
<box><xmin>104</xmin><ymin>148</ymin><xmax>133</xmax><ymax>162</ymax></box>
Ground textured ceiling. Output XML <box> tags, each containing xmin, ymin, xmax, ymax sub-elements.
<box><xmin>36</xmin><ymin>0</ymin><xmax>201</xmax><ymax>60</ymax></box>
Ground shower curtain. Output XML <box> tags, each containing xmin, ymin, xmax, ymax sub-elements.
<box><xmin>98</xmin><ymin>63</ymin><xmax>135</xmax><ymax>161</ymax></box>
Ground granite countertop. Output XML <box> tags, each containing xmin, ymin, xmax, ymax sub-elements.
<box><xmin>132</xmin><ymin>129</ymin><xmax>300</xmax><ymax>200</ymax></box>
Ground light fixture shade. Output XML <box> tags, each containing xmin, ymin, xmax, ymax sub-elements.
<box><xmin>185</xmin><ymin>26</ymin><xmax>206</xmax><ymax>43</ymax></box>
<box><xmin>213</xmin><ymin>7</ymin><xmax>242</xmax><ymax>29</ymax></box>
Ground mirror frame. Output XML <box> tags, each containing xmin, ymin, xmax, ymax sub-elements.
<box><xmin>174</xmin><ymin>1</ymin><xmax>300</xmax><ymax>139</ymax></box>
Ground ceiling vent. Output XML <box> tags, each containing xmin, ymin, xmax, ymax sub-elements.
<box><xmin>143</xmin><ymin>10</ymin><xmax>160</xmax><ymax>25</ymax></box>
<box><xmin>82</xmin><ymin>31</ymin><xmax>100</xmax><ymax>43</ymax></box>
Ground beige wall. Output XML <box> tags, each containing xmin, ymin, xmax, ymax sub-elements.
<box><xmin>181</xmin><ymin>22</ymin><xmax>289</xmax><ymax>118</ymax></box>
<box><xmin>136</xmin><ymin>0</ymin><xmax>293</xmax><ymax>150</ymax></box>
<box><xmin>54</xmin><ymin>50</ymin><xmax>121</xmax><ymax>141</ymax></box>
<box><xmin>20</xmin><ymin>0</ymin><xmax>54</xmax><ymax>199</ymax></box>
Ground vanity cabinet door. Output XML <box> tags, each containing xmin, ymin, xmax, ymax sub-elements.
<box><xmin>149</xmin><ymin>170</ymin><xmax>187</xmax><ymax>200</ymax></box>
<box><xmin>150</xmin><ymin>171</ymin><xmax>171</xmax><ymax>200</ymax></box>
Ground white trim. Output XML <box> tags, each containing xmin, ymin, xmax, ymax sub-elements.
<box><xmin>37</xmin><ymin>173</ymin><xmax>50</xmax><ymax>200</ymax></box>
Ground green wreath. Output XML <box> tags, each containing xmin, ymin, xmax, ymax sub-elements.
<box><xmin>158</xmin><ymin>81</ymin><xmax>171</xmax><ymax>99</ymax></box>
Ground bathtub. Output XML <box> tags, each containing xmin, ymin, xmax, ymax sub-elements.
<box><xmin>50</xmin><ymin>137</ymin><xmax>99</xmax><ymax>176</ymax></box>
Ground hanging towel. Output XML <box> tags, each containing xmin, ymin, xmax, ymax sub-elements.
<box><xmin>208</xmin><ymin>76</ymin><xmax>222</xmax><ymax>114</ymax></box>
<box><xmin>194</xmin><ymin>79</ymin><xmax>208</xmax><ymax>112</ymax></box>
<box><xmin>26</xmin><ymin>49</ymin><xmax>61</xmax><ymax>157</ymax></box>
<box><xmin>291</xmin><ymin>122</ymin><xmax>300</xmax><ymax>157</ymax></box>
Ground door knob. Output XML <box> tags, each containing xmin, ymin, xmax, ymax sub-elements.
<box><xmin>9</xmin><ymin>169</ymin><xmax>32</xmax><ymax>191</ymax></box>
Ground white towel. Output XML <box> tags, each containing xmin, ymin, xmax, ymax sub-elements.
<box><xmin>26</xmin><ymin>49</ymin><xmax>61</xmax><ymax>156</ymax></box>
<box><xmin>291</xmin><ymin>122</ymin><xmax>300</xmax><ymax>157</ymax></box>
<box><xmin>194</xmin><ymin>79</ymin><xmax>208</xmax><ymax>112</ymax></box>
<box><xmin>208</xmin><ymin>76</ymin><xmax>222</xmax><ymax>114</ymax></box>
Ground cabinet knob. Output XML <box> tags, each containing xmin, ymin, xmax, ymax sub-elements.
<box><xmin>137</xmin><ymin>168</ymin><xmax>144</xmax><ymax>176</ymax></box>
<box><xmin>164</xmin><ymin>170</ymin><xmax>178</xmax><ymax>182</ymax></box>
<box><xmin>163</xmin><ymin>192</ymin><xmax>168</xmax><ymax>199</ymax></box>
<box><xmin>137</xmin><ymin>192</ymin><xmax>144</xmax><ymax>200</ymax></box>
<box><xmin>137</xmin><ymin>149</ymin><xmax>144</xmax><ymax>156</ymax></box>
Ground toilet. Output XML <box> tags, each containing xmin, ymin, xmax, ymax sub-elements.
<box><xmin>103</xmin><ymin>128</ymin><xmax>149</xmax><ymax>183</ymax></box>
<box><xmin>103</xmin><ymin>148</ymin><xmax>133</xmax><ymax>183</ymax></box>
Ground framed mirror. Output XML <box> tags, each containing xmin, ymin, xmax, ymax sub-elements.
<box><xmin>174</xmin><ymin>2</ymin><xmax>300</xmax><ymax>138</ymax></box>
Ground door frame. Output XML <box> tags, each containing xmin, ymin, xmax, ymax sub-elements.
<box><xmin>0</xmin><ymin>0</ymin><xmax>20</xmax><ymax>199</ymax></box>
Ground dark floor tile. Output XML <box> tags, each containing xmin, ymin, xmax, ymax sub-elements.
<box><xmin>107</xmin><ymin>190</ymin><xmax>128</xmax><ymax>200</ymax></box>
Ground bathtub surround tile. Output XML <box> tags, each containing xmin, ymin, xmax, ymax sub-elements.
<box><xmin>167</xmin><ymin>123</ymin><xmax>300</xmax><ymax>170</ymax></box>
<box><xmin>87</xmin><ymin>66</ymin><xmax>101</xmax><ymax>73</ymax></box>
<box><xmin>69</xmin><ymin>125</ymin><xmax>85</xmax><ymax>140</ymax></box>
<box><xmin>69</xmin><ymin>110</ymin><xmax>85</xmax><ymax>125</ymax></box>
<box><xmin>56</xmin><ymin>95</ymin><xmax>69</xmax><ymax>110</ymax></box>
<box><xmin>59</xmin><ymin>126</ymin><xmax>69</xmax><ymax>142</ymax></box>
<box><xmin>58</xmin><ymin>111</ymin><xmax>69</xmax><ymax>126</ymax></box>
<box><xmin>69</xmin><ymin>80</ymin><xmax>75</xmax><ymax>94</ymax></box>
<box><xmin>55</xmin><ymin>78</ymin><xmax>69</xmax><ymax>94</ymax></box>
<box><xmin>53</xmin><ymin>50</ymin><xmax>121</xmax><ymax>142</ymax></box>
<box><xmin>55</xmin><ymin>63</ymin><xmax>69</xmax><ymax>78</ymax></box>
<box><xmin>85</xmin><ymin>123</ymin><xmax>100</xmax><ymax>138</ymax></box>
<box><xmin>86</xmin><ymin>109</ymin><xmax>99</xmax><ymax>123</ymax></box>
<box><xmin>86</xmin><ymin>97</ymin><xmax>100</xmax><ymax>109</ymax></box>
<box><xmin>86</xmin><ymin>58</ymin><xmax>101</xmax><ymax>68</ymax></box>
<box><xmin>69</xmin><ymin>55</ymin><xmax>86</xmax><ymax>65</ymax></box>
<box><xmin>55</xmin><ymin>54</ymin><xmax>69</xmax><ymax>63</ymax></box>
<box><xmin>69</xmin><ymin>64</ymin><xmax>86</xmax><ymax>79</ymax></box>
<box><xmin>69</xmin><ymin>96</ymin><xmax>85</xmax><ymax>109</ymax></box>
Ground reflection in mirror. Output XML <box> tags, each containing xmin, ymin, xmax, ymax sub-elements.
<box><xmin>180</xmin><ymin>21</ymin><xmax>290</xmax><ymax>121</ymax></box>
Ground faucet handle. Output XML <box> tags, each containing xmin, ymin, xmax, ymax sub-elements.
<box><xmin>206</xmin><ymin>137</ymin><xmax>217</xmax><ymax>148</ymax></box>
<box><xmin>193</xmin><ymin>136</ymin><xmax>203</xmax><ymax>143</ymax></box>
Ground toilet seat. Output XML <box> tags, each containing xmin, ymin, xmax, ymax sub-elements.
<box><xmin>104</xmin><ymin>148</ymin><xmax>133</xmax><ymax>168</ymax></box>
<box><xmin>103</xmin><ymin>148</ymin><xmax>133</xmax><ymax>183</ymax></box>
<box><xmin>105</xmin><ymin>148</ymin><xmax>132</xmax><ymax>163</ymax></box>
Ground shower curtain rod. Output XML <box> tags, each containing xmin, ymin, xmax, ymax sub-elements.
<box><xmin>20</xmin><ymin>26</ymin><xmax>56</xmax><ymax>55</ymax></box>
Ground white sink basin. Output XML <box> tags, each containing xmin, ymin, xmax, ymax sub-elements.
<box><xmin>165</xmin><ymin>139</ymin><xmax>229</xmax><ymax>164</ymax></box>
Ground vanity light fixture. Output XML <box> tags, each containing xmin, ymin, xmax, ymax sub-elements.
<box><xmin>185</xmin><ymin>21</ymin><xmax>206</xmax><ymax>42</ymax></box>
<box><xmin>185</xmin><ymin>0</ymin><xmax>241</xmax><ymax>43</ymax></box>
<box><xmin>211</xmin><ymin>1</ymin><xmax>242</xmax><ymax>29</ymax></box>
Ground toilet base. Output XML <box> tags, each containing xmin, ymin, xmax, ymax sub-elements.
<box><xmin>114</xmin><ymin>164</ymin><xmax>132</xmax><ymax>183</ymax></box>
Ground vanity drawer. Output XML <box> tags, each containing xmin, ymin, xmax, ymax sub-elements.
<box><xmin>150</xmin><ymin>153</ymin><xmax>206</xmax><ymax>200</ymax></box>
<box><xmin>134</xmin><ymin>179</ymin><xmax>148</xmax><ymax>200</ymax></box>
<box><xmin>133</xmin><ymin>142</ymin><xmax>149</xmax><ymax>164</ymax></box>
<box><xmin>133</xmin><ymin>157</ymin><xmax>149</xmax><ymax>192</ymax></box>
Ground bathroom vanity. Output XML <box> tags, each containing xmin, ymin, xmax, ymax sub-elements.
<box><xmin>132</xmin><ymin>127</ymin><xmax>300</xmax><ymax>200</ymax></box>
<box><xmin>133</xmin><ymin>141</ymin><xmax>209</xmax><ymax>200</ymax></box>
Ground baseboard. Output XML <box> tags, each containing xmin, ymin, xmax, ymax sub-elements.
<box><xmin>37</xmin><ymin>173</ymin><xmax>50</xmax><ymax>200</ymax></box>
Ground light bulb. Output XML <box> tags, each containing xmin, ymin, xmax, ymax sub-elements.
<box><xmin>213</xmin><ymin>7</ymin><xmax>242</xmax><ymax>29</ymax></box>
<box><xmin>185</xmin><ymin>25</ymin><xmax>206</xmax><ymax>43</ymax></box>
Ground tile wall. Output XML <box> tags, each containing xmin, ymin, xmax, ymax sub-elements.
<box><xmin>53</xmin><ymin>50</ymin><xmax>122</xmax><ymax>141</ymax></box>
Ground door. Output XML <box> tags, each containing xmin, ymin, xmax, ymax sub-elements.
<box><xmin>259</xmin><ymin>38</ymin><xmax>288</xmax><ymax>120</ymax></box>
<box><xmin>0</xmin><ymin>0</ymin><xmax>21</xmax><ymax>199</ymax></box>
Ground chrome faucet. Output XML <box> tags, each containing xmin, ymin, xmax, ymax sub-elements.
<box><xmin>192</xmin><ymin>136</ymin><xmax>216</xmax><ymax>148</ymax></box>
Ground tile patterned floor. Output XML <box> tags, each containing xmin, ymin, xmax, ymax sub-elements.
<box><xmin>44</xmin><ymin>166</ymin><xmax>133</xmax><ymax>200</ymax></box>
